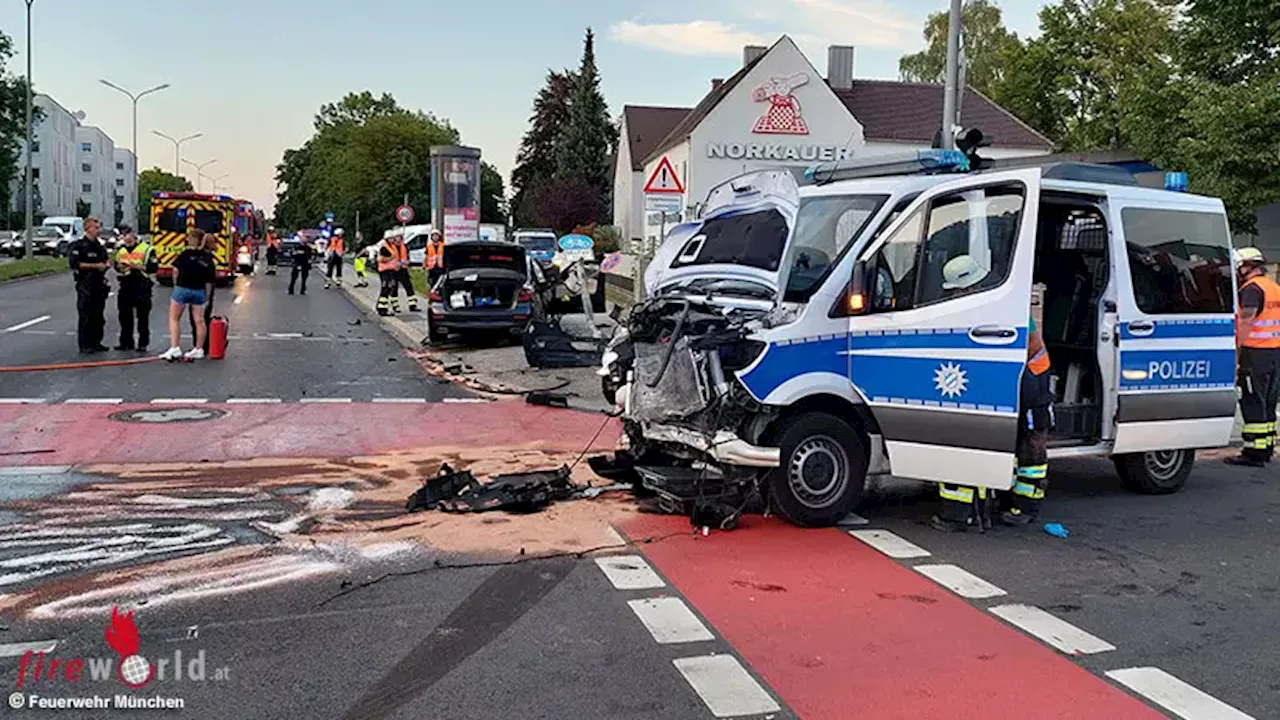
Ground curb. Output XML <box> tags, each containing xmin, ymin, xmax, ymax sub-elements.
<box><xmin>0</xmin><ymin>267</ymin><xmax>68</xmax><ymax>287</ymax></box>
<box><xmin>338</xmin><ymin>282</ymin><xmax>428</xmax><ymax>350</ymax></box>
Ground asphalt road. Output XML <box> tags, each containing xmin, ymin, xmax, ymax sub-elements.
<box><xmin>860</xmin><ymin>456</ymin><xmax>1279</xmax><ymax>719</ymax></box>
<box><xmin>0</xmin><ymin>268</ymin><xmax>468</xmax><ymax>403</ymax></box>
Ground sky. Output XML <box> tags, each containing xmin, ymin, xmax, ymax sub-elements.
<box><xmin>0</xmin><ymin>0</ymin><xmax>1050</xmax><ymax>217</ymax></box>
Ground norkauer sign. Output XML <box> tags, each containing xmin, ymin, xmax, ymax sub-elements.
<box><xmin>707</xmin><ymin>142</ymin><xmax>853</xmax><ymax>162</ymax></box>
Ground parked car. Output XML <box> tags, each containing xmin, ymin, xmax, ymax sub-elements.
<box><xmin>31</xmin><ymin>226</ymin><xmax>69</xmax><ymax>256</ymax></box>
<box><xmin>98</xmin><ymin>228</ymin><xmax>120</xmax><ymax>252</ymax></box>
<box><xmin>513</xmin><ymin>228</ymin><xmax>558</xmax><ymax>265</ymax></box>
<box><xmin>0</xmin><ymin>230</ymin><xmax>18</xmax><ymax>256</ymax></box>
<box><xmin>427</xmin><ymin>242</ymin><xmax>545</xmax><ymax>341</ymax></box>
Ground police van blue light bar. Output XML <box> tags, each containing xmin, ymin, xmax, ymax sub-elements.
<box><xmin>805</xmin><ymin>149</ymin><xmax>970</xmax><ymax>185</ymax></box>
<box><xmin>1165</xmin><ymin>171</ymin><xmax>1189</xmax><ymax>193</ymax></box>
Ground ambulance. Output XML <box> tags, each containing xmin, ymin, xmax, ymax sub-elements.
<box><xmin>604</xmin><ymin>151</ymin><xmax>1239</xmax><ymax>527</ymax></box>
<box><xmin>149</xmin><ymin>191</ymin><xmax>237</xmax><ymax>286</ymax></box>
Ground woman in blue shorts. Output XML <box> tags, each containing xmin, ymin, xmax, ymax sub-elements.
<box><xmin>161</xmin><ymin>229</ymin><xmax>214</xmax><ymax>361</ymax></box>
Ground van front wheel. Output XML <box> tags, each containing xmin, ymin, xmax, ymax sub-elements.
<box><xmin>1113</xmin><ymin>449</ymin><xmax>1194</xmax><ymax>495</ymax></box>
<box><xmin>767</xmin><ymin>412</ymin><xmax>868</xmax><ymax>527</ymax></box>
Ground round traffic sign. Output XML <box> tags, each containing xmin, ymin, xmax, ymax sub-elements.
<box><xmin>396</xmin><ymin>205</ymin><xmax>415</xmax><ymax>224</ymax></box>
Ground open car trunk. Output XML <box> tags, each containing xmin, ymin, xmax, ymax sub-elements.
<box><xmin>441</xmin><ymin>243</ymin><xmax>527</xmax><ymax>310</ymax></box>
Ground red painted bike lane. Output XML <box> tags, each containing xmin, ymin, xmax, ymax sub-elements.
<box><xmin>622</xmin><ymin>514</ymin><xmax>1162</xmax><ymax>720</ymax></box>
<box><xmin>0</xmin><ymin>403</ymin><xmax>621</xmax><ymax>465</ymax></box>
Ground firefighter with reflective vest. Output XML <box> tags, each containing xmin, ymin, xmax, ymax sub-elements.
<box><xmin>932</xmin><ymin>256</ymin><xmax>1053</xmax><ymax>531</ymax></box>
<box><xmin>1227</xmin><ymin>247</ymin><xmax>1280</xmax><ymax>467</ymax></box>
<box><xmin>395</xmin><ymin>235</ymin><xmax>421</xmax><ymax>313</ymax></box>
<box><xmin>377</xmin><ymin>235</ymin><xmax>417</xmax><ymax>315</ymax></box>
<box><xmin>112</xmin><ymin>225</ymin><xmax>158</xmax><ymax>352</ymax></box>
<box><xmin>424</xmin><ymin>230</ymin><xmax>445</xmax><ymax>287</ymax></box>
<box><xmin>265</xmin><ymin>228</ymin><xmax>281</xmax><ymax>275</ymax></box>
<box><xmin>324</xmin><ymin>228</ymin><xmax>345</xmax><ymax>289</ymax></box>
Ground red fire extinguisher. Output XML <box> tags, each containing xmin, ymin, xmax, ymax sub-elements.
<box><xmin>209</xmin><ymin>316</ymin><xmax>229</xmax><ymax>360</ymax></box>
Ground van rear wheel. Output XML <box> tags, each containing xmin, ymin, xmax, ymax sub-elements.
<box><xmin>767</xmin><ymin>412</ymin><xmax>868</xmax><ymax>527</ymax></box>
<box><xmin>1113</xmin><ymin>449</ymin><xmax>1194</xmax><ymax>495</ymax></box>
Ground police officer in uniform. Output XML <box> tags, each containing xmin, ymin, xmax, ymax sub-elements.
<box><xmin>1227</xmin><ymin>247</ymin><xmax>1280</xmax><ymax>466</ymax></box>
<box><xmin>112</xmin><ymin>226</ymin><xmax>158</xmax><ymax>352</ymax></box>
<box><xmin>67</xmin><ymin>217</ymin><xmax>111</xmax><ymax>354</ymax></box>
<box><xmin>931</xmin><ymin>256</ymin><xmax>1054</xmax><ymax>531</ymax></box>
<box><xmin>288</xmin><ymin>234</ymin><xmax>313</xmax><ymax>295</ymax></box>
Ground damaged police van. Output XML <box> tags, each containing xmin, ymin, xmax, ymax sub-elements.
<box><xmin>602</xmin><ymin>152</ymin><xmax>1239</xmax><ymax>527</ymax></box>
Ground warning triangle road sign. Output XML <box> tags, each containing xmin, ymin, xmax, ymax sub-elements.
<box><xmin>643</xmin><ymin>156</ymin><xmax>685</xmax><ymax>194</ymax></box>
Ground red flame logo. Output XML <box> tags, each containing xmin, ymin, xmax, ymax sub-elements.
<box><xmin>105</xmin><ymin>607</ymin><xmax>140</xmax><ymax>657</ymax></box>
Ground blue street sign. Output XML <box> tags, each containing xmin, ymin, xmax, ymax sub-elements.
<box><xmin>557</xmin><ymin>234</ymin><xmax>594</xmax><ymax>251</ymax></box>
<box><xmin>325</xmin><ymin>211</ymin><xmax>335</xmax><ymax>221</ymax></box>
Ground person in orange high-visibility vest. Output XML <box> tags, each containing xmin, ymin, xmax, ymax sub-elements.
<box><xmin>932</xmin><ymin>257</ymin><xmax>1054</xmax><ymax>532</ymax></box>
<box><xmin>324</xmin><ymin>228</ymin><xmax>346</xmax><ymax>289</ymax></box>
<box><xmin>1227</xmin><ymin>247</ymin><xmax>1280</xmax><ymax>466</ymax></box>
<box><xmin>376</xmin><ymin>235</ymin><xmax>404</xmax><ymax>315</ymax></box>
<box><xmin>394</xmin><ymin>234</ymin><xmax>420</xmax><ymax>313</ymax></box>
<box><xmin>424</xmin><ymin>230</ymin><xmax>445</xmax><ymax>287</ymax></box>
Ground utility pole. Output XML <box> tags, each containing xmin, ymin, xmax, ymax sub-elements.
<box><xmin>23</xmin><ymin>0</ymin><xmax>35</xmax><ymax>259</ymax></box>
<box><xmin>153</xmin><ymin>131</ymin><xmax>202</xmax><ymax>176</ymax></box>
<box><xmin>99</xmin><ymin>80</ymin><xmax>169</xmax><ymax>164</ymax></box>
<box><xmin>940</xmin><ymin>0</ymin><xmax>962</xmax><ymax>150</ymax></box>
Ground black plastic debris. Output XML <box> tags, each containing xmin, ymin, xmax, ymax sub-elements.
<box><xmin>523</xmin><ymin>320</ymin><xmax>604</xmax><ymax>369</ymax></box>
<box><xmin>526</xmin><ymin>391</ymin><xmax>569</xmax><ymax>408</ymax></box>
<box><xmin>586</xmin><ymin>452</ymin><xmax>638</xmax><ymax>484</ymax></box>
<box><xmin>439</xmin><ymin>465</ymin><xmax>575</xmax><ymax>514</ymax></box>
<box><xmin>405</xmin><ymin>464</ymin><xmax>481</xmax><ymax>512</ymax></box>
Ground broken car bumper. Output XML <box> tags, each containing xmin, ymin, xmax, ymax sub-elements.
<box><xmin>642</xmin><ymin>423</ymin><xmax>781</xmax><ymax>468</ymax></box>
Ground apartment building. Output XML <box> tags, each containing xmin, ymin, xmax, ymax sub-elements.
<box><xmin>113</xmin><ymin>148</ymin><xmax>137</xmax><ymax>229</ymax></box>
<box><xmin>8</xmin><ymin>94</ymin><xmax>80</xmax><ymax>218</ymax></box>
<box><xmin>74</xmin><ymin>125</ymin><xmax>115</xmax><ymax>222</ymax></box>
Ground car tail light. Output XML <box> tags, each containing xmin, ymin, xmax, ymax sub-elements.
<box><xmin>517</xmin><ymin>288</ymin><xmax>534</xmax><ymax>303</ymax></box>
<box><xmin>429</xmin><ymin>289</ymin><xmax>442</xmax><ymax>302</ymax></box>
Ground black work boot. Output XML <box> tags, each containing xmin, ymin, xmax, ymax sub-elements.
<box><xmin>1225</xmin><ymin>454</ymin><xmax>1268</xmax><ymax>468</ymax></box>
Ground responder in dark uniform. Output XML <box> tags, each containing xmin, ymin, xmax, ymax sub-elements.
<box><xmin>1226</xmin><ymin>247</ymin><xmax>1280</xmax><ymax>466</ymax></box>
<box><xmin>112</xmin><ymin>226</ymin><xmax>157</xmax><ymax>352</ymax></box>
<box><xmin>288</xmin><ymin>235</ymin><xmax>313</xmax><ymax>295</ymax></box>
<box><xmin>67</xmin><ymin>217</ymin><xmax>111</xmax><ymax>354</ymax></box>
<box><xmin>265</xmin><ymin>228</ymin><xmax>280</xmax><ymax>275</ymax></box>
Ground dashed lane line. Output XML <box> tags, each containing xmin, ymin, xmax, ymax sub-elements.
<box><xmin>913</xmin><ymin>563</ymin><xmax>1008</xmax><ymax>599</ymax></box>
<box><xmin>0</xmin><ymin>639</ymin><xmax>59</xmax><ymax>658</ymax></box>
<box><xmin>371</xmin><ymin>397</ymin><xmax>427</xmax><ymax>404</ymax></box>
<box><xmin>594</xmin><ymin>555</ymin><xmax>666</xmax><ymax>590</ymax></box>
<box><xmin>0</xmin><ymin>398</ymin><xmax>46</xmax><ymax>404</ymax></box>
<box><xmin>299</xmin><ymin>398</ymin><xmax>353</xmax><ymax>404</ymax></box>
<box><xmin>150</xmin><ymin>398</ymin><xmax>209</xmax><ymax>405</ymax></box>
<box><xmin>0</xmin><ymin>466</ymin><xmax>71</xmax><ymax>476</ymax></box>
<box><xmin>442</xmin><ymin>397</ymin><xmax>491</xmax><ymax>404</ymax></box>
<box><xmin>672</xmin><ymin>655</ymin><xmax>782</xmax><ymax>718</ymax></box>
<box><xmin>848</xmin><ymin>529</ymin><xmax>932</xmax><ymax>559</ymax></box>
<box><xmin>62</xmin><ymin>398</ymin><xmax>124</xmax><ymax>404</ymax></box>
<box><xmin>1106</xmin><ymin>667</ymin><xmax>1257</xmax><ymax>720</ymax></box>
<box><xmin>224</xmin><ymin>398</ymin><xmax>283</xmax><ymax>404</ymax></box>
<box><xmin>988</xmin><ymin>604</ymin><xmax>1116</xmax><ymax>656</ymax></box>
<box><xmin>3</xmin><ymin>315</ymin><xmax>51</xmax><ymax>333</ymax></box>
<box><xmin>627</xmin><ymin>597</ymin><xmax>716</xmax><ymax>645</ymax></box>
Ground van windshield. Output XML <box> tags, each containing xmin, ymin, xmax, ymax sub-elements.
<box><xmin>785</xmin><ymin>194</ymin><xmax>887</xmax><ymax>301</ymax></box>
<box><xmin>45</xmin><ymin>222</ymin><xmax>73</xmax><ymax>235</ymax></box>
<box><xmin>1121</xmin><ymin>208</ymin><xmax>1233</xmax><ymax>315</ymax></box>
<box><xmin>517</xmin><ymin>234</ymin><xmax>556</xmax><ymax>252</ymax></box>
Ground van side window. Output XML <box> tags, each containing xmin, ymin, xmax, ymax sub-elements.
<box><xmin>915</xmin><ymin>186</ymin><xmax>1024</xmax><ymax>305</ymax></box>
<box><xmin>867</xmin><ymin>210</ymin><xmax>925</xmax><ymax>311</ymax></box>
<box><xmin>1120</xmin><ymin>208</ymin><xmax>1233</xmax><ymax>315</ymax></box>
<box><xmin>155</xmin><ymin>209</ymin><xmax>185</xmax><ymax>233</ymax></box>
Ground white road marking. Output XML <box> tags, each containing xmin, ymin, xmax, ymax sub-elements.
<box><xmin>988</xmin><ymin>604</ymin><xmax>1116</xmax><ymax>655</ymax></box>
<box><xmin>1105</xmin><ymin>667</ymin><xmax>1256</xmax><ymax>720</ymax></box>
<box><xmin>442</xmin><ymin>397</ymin><xmax>490</xmax><ymax>404</ymax></box>
<box><xmin>848</xmin><ymin>529</ymin><xmax>932</xmax><ymax>559</ymax></box>
<box><xmin>150</xmin><ymin>398</ymin><xmax>209</xmax><ymax>405</ymax></box>
<box><xmin>0</xmin><ymin>398</ymin><xmax>47</xmax><ymax>404</ymax></box>
<box><xmin>20</xmin><ymin>329</ymin><xmax>56</xmax><ymax>335</ymax></box>
<box><xmin>225</xmin><ymin>398</ymin><xmax>282</xmax><ymax>404</ymax></box>
<box><xmin>672</xmin><ymin>655</ymin><xmax>781</xmax><ymax>718</ymax></box>
<box><xmin>267</xmin><ymin>332</ymin><xmax>303</xmax><ymax>339</ymax></box>
<box><xmin>594</xmin><ymin>555</ymin><xmax>665</xmax><ymax>590</ymax></box>
<box><xmin>3</xmin><ymin>315</ymin><xmax>50</xmax><ymax>333</ymax></box>
<box><xmin>0</xmin><ymin>466</ymin><xmax>71</xmax><ymax>476</ymax></box>
<box><xmin>299</xmin><ymin>398</ymin><xmax>352</xmax><ymax>404</ymax></box>
<box><xmin>233</xmin><ymin>294</ymin><xmax>244</xmax><ymax>305</ymax></box>
<box><xmin>371</xmin><ymin>397</ymin><xmax>427</xmax><ymax>404</ymax></box>
<box><xmin>914</xmin><ymin>564</ymin><xmax>1007</xmax><ymax>599</ymax></box>
<box><xmin>837</xmin><ymin>512</ymin><xmax>869</xmax><ymax>526</ymax></box>
<box><xmin>0</xmin><ymin>639</ymin><xmax>58</xmax><ymax>658</ymax></box>
<box><xmin>62</xmin><ymin>398</ymin><xmax>124</xmax><ymax>404</ymax></box>
<box><xmin>628</xmin><ymin>597</ymin><xmax>715</xmax><ymax>644</ymax></box>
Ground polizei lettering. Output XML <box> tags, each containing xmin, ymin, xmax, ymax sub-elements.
<box><xmin>706</xmin><ymin>143</ymin><xmax>851</xmax><ymax>162</ymax></box>
<box><xmin>1147</xmin><ymin>359</ymin><xmax>1212</xmax><ymax>381</ymax></box>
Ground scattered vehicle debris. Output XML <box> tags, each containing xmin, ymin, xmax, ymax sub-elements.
<box><xmin>405</xmin><ymin>464</ymin><xmax>481</xmax><ymax>512</ymax></box>
<box><xmin>405</xmin><ymin>464</ymin><xmax>577</xmax><ymax>515</ymax></box>
<box><xmin>526</xmin><ymin>391</ymin><xmax>570</xmax><ymax>408</ymax></box>
<box><xmin>523</xmin><ymin>319</ymin><xmax>604</xmax><ymax>369</ymax></box>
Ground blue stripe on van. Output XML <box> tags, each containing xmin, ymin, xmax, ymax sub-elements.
<box><xmin>1119</xmin><ymin>319</ymin><xmax>1235</xmax><ymax>340</ymax></box>
<box><xmin>849</xmin><ymin>327</ymin><xmax>1028</xmax><ymax>351</ymax></box>
<box><xmin>1118</xmin><ymin>349</ymin><xmax>1236</xmax><ymax>390</ymax></box>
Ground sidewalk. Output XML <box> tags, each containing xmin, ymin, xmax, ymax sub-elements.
<box><xmin>341</xmin><ymin>277</ymin><xmax>614</xmax><ymax>412</ymax></box>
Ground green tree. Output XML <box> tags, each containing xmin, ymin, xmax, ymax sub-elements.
<box><xmin>555</xmin><ymin>28</ymin><xmax>617</xmax><ymax>225</ymax></box>
<box><xmin>480</xmin><ymin>161</ymin><xmax>507</xmax><ymax>225</ymax></box>
<box><xmin>511</xmin><ymin>70</ymin><xmax>576</xmax><ymax>227</ymax></box>
<box><xmin>136</xmin><ymin>167</ymin><xmax>193</xmax><ymax>233</ymax></box>
<box><xmin>1180</xmin><ymin>0</ymin><xmax>1280</xmax><ymax>85</ymax></box>
<box><xmin>898</xmin><ymin>0</ymin><xmax>1022</xmax><ymax>98</ymax></box>
<box><xmin>0</xmin><ymin>30</ymin><xmax>40</xmax><ymax>224</ymax></box>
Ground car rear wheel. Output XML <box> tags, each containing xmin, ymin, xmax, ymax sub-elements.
<box><xmin>767</xmin><ymin>412</ymin><xmax>868</xmax><ymax>527</ymax></box>
<box><xmin>1113</xmin><ymin>449</ymin><xmax>1194</xmax><ymax>495</ymax></box>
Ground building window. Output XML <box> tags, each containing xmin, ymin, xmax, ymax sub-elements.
<box><xmin>82</xmin><ymin>163</ymin><xmax>92</xmax><ymax>173</ymax></box>
<box><xmin>116</xmin><ymin>178</ymin><xmax>125</xmax><ymax>187</ymax></box>
<box><xmin>82</xmin><ymin>183</ymin><xmax>92</xmax><ymax>193</ymax></box>
<box><xmin>31</xmin><ymin>141</ymin><xmax>40</xmax><ymax>153</ymax></box>
<box><xmin>31</xmin><ymin>168</ymin><xmax>40</xmax><ymax>180</ymax></box>
<box><xmin>115</xmin><ymin>161</ymin><xmax>124</xmax><ymax>171</ymax></box>
<box><xmin>80</xmin><ymin>142</ymin><xmax>92</xmax><ymax>152</ymax></box>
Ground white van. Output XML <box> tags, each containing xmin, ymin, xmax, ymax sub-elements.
<box><xmin>42</xmin><ymin>216</ymin><xmax>85</xmax><ymax>254</ymax></box>
<box><xmin>604</xmin><ymin>153</ymin><xmax>1239</xmax><ymax>527</ymax></box>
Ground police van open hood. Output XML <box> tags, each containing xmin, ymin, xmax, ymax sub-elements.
<box><xmin>649</xmin><ymin>170</ymin><xmax>798</xmax><ymax>303</ymax></box>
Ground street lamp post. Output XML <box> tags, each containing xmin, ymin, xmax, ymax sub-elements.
<box><xmin>207</xmin><ymin>173</ymin><xmax>230</xmax><ymax>195</ymax></box>
<box><xmin>182</xmin><ymin>158</ymin><xmax>217</xmax><ymax>192</ymax></box>
<box><xmin>98</xmin><ymin>79</ymin><xmax>169</xmax><ymax>163</ymax></box>
<box><xmin>153</xmin><ymin>130</ymin><xmax>202</xmax><ymax>176</ymax></box>
<box><xmin>22</xmin><ymin>0</ymin><xmax>35</xmax><ymax>259</ymax></box>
